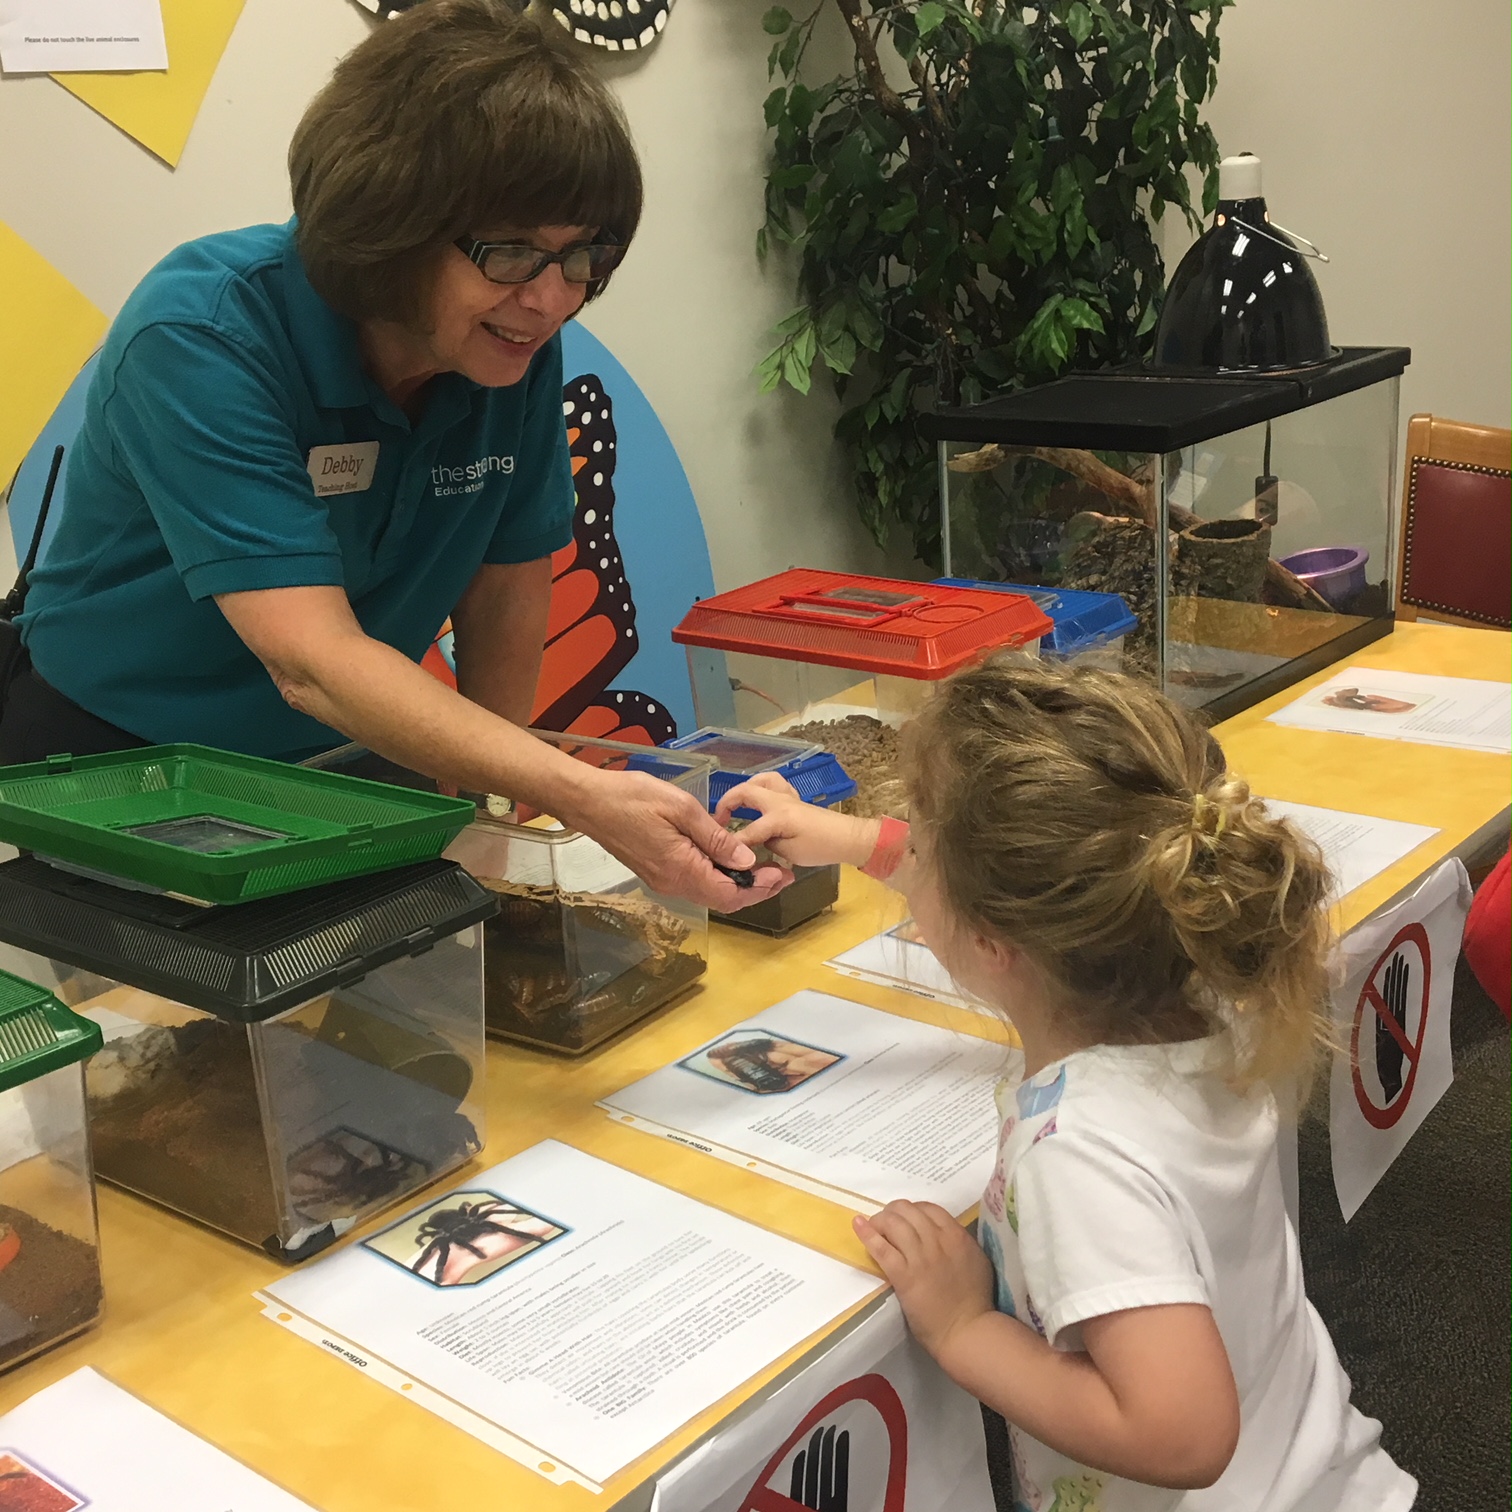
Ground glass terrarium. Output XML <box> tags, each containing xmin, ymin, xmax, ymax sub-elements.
<box><xmin>442</xmin><ymin>733</ymin><xmax>714</xmax><ymax>1056</ymax></box>
<box><xmin>0</xmin><ymin>857</ymin><xmax>491</xmax><ymax>1262</ymax></box>
<box><xmin>923</xmin><ymin>348</ymin><xmax>1411</xmax><ymax>718</ymax></box>
<box><xmin>673</xmin><ymin>570</ymin><xmax>1051</xmax><ymax>818</ymax></box>
<box><xmin>0</xmin><ymin>970</ymin><xmax>103</xmax><ymax>1372</ymax></box>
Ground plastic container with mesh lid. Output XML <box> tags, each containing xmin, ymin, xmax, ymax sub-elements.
<box><xmin>0</xmin><ymin>744</ymin><xmax>476</xmax><ymax>905</ymax></box>
<box><xmin>432</xmin><ymin>731</ymin><xmax>714</xmax><ymax>1056</ymax></box>
<box><xmin>934</xmin><ymin>579</ymin><xmax>1138</xmax><ymax>667</ymax></box>
<box><xmin>0</xmin><ymin>857</ymin><xmax>492</xmax><ymax>1261</ymax></box>
<box><xmin>0</xmin><ymin>969</ymin><xmax>105</xmax><ymax>1372</ymax></box>
<box><xmin>672</xmin><ymin>570</ymin><xmax>1052</xmax><ymax>737</ymax></box>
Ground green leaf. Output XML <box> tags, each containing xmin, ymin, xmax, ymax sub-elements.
<box><xmin>776</xmin><ymin>25</ymin><xmax>804</xmax><ymax>76</ymax></box>
<box><xmin>769</xmin><ymin>163</ymin><xmax>817</xmax><ymax>190</ymax></box>
<box><xmin>820</xmin><ymin>329</ymin><xmax>858</xmax><ymax>375</ymax></box>
<box><xmin>755</xmin><ymin>348</ymin><xmax>785</xmax><ymax>394</ymax></box>
<box><xmin>876</xmin><ymin>193</ymin><xmax>918</xmax><ymax>233</ymax></box>
<box><xmin>852</xmin><ymin>303</ymin><xmax>885</xmax><ymax>352</ymax></box>
<box><xmin>781</xmin><ymin>347</ymin><xmax>814</xmax><ymax>395</ymax></box>
<box><xmin>761</xmin><ymin>6</ymin><xmax>792</xmax><ymax>35</ymax></box>
<box><xmin>1059</xmin><ymin>297</ymin><xmax>1106</xmax><ymax>332</ymax></box>
<box><xmin>1066</xmin><ymin>2</ymin><xmax>1093</xmax><ymax>46</ymax></box>
<box><xmin>916</xmin><ymin>2</ymin><xmax>946</xmax><ymax>38</ymax></box>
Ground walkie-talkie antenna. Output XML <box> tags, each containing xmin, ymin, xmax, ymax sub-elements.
<box><xmin>4</xmin><ymin>444</ymin><xmax>64</xmax><ymax>619</ymax></box>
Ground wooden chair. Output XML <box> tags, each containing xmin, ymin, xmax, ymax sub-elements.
<box><xmin>1396</xmin><ymin>413</ymin><xmax>1512</xmax><ymax>629</ymax></box>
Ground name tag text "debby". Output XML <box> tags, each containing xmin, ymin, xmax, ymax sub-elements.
<box><xmin>307</xmin><ymin>442</ymin><xmax>381</xmax><ymax>497</ymax></box>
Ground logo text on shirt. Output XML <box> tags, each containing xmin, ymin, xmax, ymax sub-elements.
<box><xmin>432</xmin><ymin>454</ymin><xmax>516</xmax><ymax>497</ymax></box>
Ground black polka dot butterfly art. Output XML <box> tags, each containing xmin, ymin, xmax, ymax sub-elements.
<box><xmin>532</xmin><ymin>374</ymin><xmax>677</xmax><ymax>747</ymax></box>
<box><xmin>353</xmin><ymin>0</ymin><xmax>676</xmax><ymax>50</ymax></box>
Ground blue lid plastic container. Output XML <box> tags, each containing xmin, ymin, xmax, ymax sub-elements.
<box><xmin>933</xmin><ymin>579</ymin><xmax>1137</xmax><ymax>662</ymax></box>
<box><xmin>660</xmin><ymin>728</ymin><xmax>857</xmax><ymax>816</ymax></box>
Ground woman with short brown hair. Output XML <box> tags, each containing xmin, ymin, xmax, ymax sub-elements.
<box><xmin>5</xmin><ymin>0</ymin><xmax>780</xmax><ymax>910</ymax></box>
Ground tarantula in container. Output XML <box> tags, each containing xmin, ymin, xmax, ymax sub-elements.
<box><xmin>409</xmin><ymin>1197</ymin><xmax>562</xmax><ymax>1286</ymax></box>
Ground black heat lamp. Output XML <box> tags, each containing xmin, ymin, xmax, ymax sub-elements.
<box><xmin>1154</xmin><ymin>153</ymin><xmax>1335</xmax><ymax>373</ymax></box>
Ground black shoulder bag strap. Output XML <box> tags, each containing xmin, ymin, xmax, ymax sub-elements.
<box><xmin>0</xmin><ymin>444</ymin><xmax>66</xmax><ymax>703</ymax></box>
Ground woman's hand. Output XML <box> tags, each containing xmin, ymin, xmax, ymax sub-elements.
<box><xmin>853</xmin><ymin>1200</ymin><xmax>995</xmax><ymax>1359</ymax></box>
<box><xmin>715</xmin><ymin>774</ymin><xmax>879</xmax><ymax>869</ymax></box>
<box><xmin>565</xmin><ymin>768</ymin><xmax>792</xmax><ymax>911</ymax></box>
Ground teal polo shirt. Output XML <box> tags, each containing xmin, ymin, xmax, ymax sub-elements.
<box><xmin>20</xmin><ymin>220</ymin><xmax>573</xmax><ymax>761</ymax></box>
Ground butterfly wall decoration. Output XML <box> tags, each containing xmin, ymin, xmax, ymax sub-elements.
<box><xmin>352</xmin><ymin>0</ymin><xmax>676</xmax><ymax>51</ymax></box>
<box><xmin>422</xmin><ymin>370</ymin><xmax>679</xmax><ymax>747</ymax></box>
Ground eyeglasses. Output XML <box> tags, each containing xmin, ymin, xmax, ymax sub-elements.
<box><xmin>455</xmin><ymin>237</ymin><xmax>626</xmax><ymax>286</ymax></box>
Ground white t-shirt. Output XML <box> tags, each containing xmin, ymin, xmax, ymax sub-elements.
<box><xmin>977</xmin><ymin>1038</ymin><xmax>1416</xmax><ymax>1512</ymax></box>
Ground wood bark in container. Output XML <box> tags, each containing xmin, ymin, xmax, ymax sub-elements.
<box><xmin>479</xmin><ymin>880</ymin><xmax>706</xmax><ymax>1053</ymax></box>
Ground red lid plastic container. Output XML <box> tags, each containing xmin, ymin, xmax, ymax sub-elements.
<box><xmin>672</xmin><ymin>570</ymin><xmax>1053</xmax><ymax>678</ymax></box>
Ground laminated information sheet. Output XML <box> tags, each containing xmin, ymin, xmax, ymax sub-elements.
<box><xmin>260</xmin><ymin>1140</ymin><xmax>876</xmax><ymax>1490</ymax></box>
<box><xmin>601</xmin><ymin>990</ymin><xmax>1005</xmax><ymax>1214</ymax></box>
<box><xmin>0</xmin><ymin>1367</ymin><xmax>314</xmax><ymax>1509</ymax></box>
<box><xmin>1267</xmin><ymin>667</ymin><xmax>1511</xmax><ymax>753</ymax></box>
<box><xmin>827</xmin><ymin>918</ymin><xmax>977</xmax><ymax>1011</ymax></box>
<box><xmin>1261</xmin><ymin>798</ymin><xmax>1439</xmax><ymax>901</ymax></box>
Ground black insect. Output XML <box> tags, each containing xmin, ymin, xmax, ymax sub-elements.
<box><xmin>411</xmin><ymin>1199</ymin><xmax>545</xmax><ymax>1284</ymax></box>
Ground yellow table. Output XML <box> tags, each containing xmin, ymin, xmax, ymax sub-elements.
<box><xmin>1210</xmin><ymin>622</ymin><xmax>1511</xmax><ymax>934</ymax></box>
<box><xmin>0</xmin><ymin>621</ymin><xmax>1503</xmax><ymax>1511</ymax></box>
<box><xmin>0</xmin><ymin>872</ymin><xmax>999</xmax><ymax>1512</ymax></box>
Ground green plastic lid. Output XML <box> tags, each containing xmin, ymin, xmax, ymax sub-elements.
<box><xmin>0</xmin><ymin>969</ymin><xmax>102</xmax><ymax>1094</ymax></box>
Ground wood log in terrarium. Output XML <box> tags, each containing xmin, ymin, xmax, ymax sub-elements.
<box><xmin>947</xmin><ymin>442</ymin><xmax>1330</xmax><ymax>611</ymax></box>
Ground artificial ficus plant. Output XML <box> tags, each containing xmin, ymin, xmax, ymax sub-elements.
<box><xmin>756</xmin><ymin>0</ymin><xmax>1230</xmax><ymax>561</ymax></box>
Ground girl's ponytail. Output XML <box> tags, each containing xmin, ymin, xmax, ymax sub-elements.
<box><xmin>1142</xmin><ymin>773</ymin><xmax>1335</xmax><ymax>1088</ymax></box>
<box><xmin>906</xmin><ymin>656</ymin><xmax>1336</xmax><ymax>1092</ymax></box>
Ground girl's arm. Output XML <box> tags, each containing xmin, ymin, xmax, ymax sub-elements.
<box><xmin>714</xmin><ymin>775</ymin><xmax>907</xmax><ymax>879</ymax></box>
<box><xmin>855</xmin><ymin>1201</ymin><xmax>1240</xmax><ymax>1491</ymax></box>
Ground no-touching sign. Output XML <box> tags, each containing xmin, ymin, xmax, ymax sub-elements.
<box><xmin>1350</xmin><ymin>923</ymin><xmax>1432</xmax><ymax>1130</ymax></box>
<box><xmin>1330</xmin><ymin>860</ymin><xmax>1467</xmax><ymax>1221</ymax></box>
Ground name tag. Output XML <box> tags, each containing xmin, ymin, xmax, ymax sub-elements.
<box><xmin>307</xmin><ymin>442</ymin><xmax>380</xmax><ymax>497</ymax></box>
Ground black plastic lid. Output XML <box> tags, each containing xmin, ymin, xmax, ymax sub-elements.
<box><xmin>0</xmin><ymin>857</ymin><xmax>497</xmax><ymax>1022</ymax></box>
<box><xmin>920</xmin><ymin>346</ymin><xmax>1410</xmax><ymax>452</ymax></box>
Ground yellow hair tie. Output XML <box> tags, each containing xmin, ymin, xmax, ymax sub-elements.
<box><xmin>1192</xmin><ymin>793</ymin><xmax>1228</xmax><ymax>837</ymax></box>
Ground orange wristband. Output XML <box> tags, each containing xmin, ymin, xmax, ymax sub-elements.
<box><xmin>860</xmin><ymin>817</ymin><xmax>910</xmax><ymax>882</ymax></box>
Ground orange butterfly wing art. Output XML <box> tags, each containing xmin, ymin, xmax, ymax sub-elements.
<box><xmin>422</xmin><ymin>372</ymin><xmax>677</xmax><ymax>748</ymax></box>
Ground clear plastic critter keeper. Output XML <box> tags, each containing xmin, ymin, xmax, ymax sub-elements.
<box><xmin>0</xmin><ymin>970</ymin><xmax>104</xmax><ymax>1371</ymax></box>
<box><xmin>0</xmin><ymin>858</ymin><xmax>491</xmax><ymax>1262</ymax></box>
<box><xmin>924</xmin><ymin>348</ymin><xmax>1409</xmax><ymax>720</ymax></box>
<box><xmin>443</xmin><ymin>732</ymin><xmax>715</xmax><ymax>1055</ymax></box>
<box><xmin>672</xmin><ymin>570</ymin><xmax>1051</xmax><ymax>817</ymax></box>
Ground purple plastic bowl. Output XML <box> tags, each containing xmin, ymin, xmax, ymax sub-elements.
<box><xmin>1279</xmin><ymin>546</ymin><xmax>1370</xmax><ymax>609</ymax></box>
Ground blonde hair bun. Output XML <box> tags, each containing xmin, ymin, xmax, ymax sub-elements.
<box><xmin>904</xmin><ymin>655</ymin><xmax>1333</xmax><ymax>1088</ymax></box>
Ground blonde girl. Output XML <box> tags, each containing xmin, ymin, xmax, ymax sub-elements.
<box><xmin>717</xmin><ymin>656</ymin><xmax>1414</xmax><ymax>1512</ymax></box>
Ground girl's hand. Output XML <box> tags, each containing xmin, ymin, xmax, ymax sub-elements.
<box><xmin>715</xmin><ymin>774</ymin><xmax>879</xmax><ymax>869</ymax></box>
<box><xmin>853</xmin><ymin>1201</ymin><xmax>995</xmax><ymax>1359</ymax></box>
<box><xmin>567</xmin><ymin>769</ymin><xmax>792</xmax><ymax>910</ymax></box>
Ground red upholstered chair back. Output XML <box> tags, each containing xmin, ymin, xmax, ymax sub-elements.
<box><xmin>1396</xmin><ymin>413</ymin><xmax>1512</xmax><ymax>629</ymax></box>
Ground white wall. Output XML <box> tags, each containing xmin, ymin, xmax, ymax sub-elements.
<box><xmin>0</xmin><ymin>0</ymin><xmax>906</xmax><ymax>589</ymax></box>
<box><xmin>0</xmin><ymin>0</ymin><xmax>1506</xmax><ymax>596</ymax></box>
<box><xmin>1162</xmin><ymin>0</ymin><xmax>1510</xmax><ymax>434</ymax></box>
